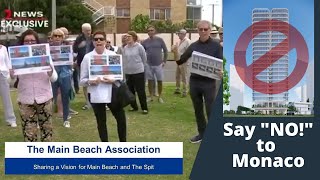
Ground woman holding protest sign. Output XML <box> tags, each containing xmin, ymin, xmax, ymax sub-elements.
<box><xmin>80</xmin><ymin>31</ymin><xmax>127</xmax><ymax>142</ymax></box>
<box><xmin>50</xmin><ymin>28</ymin><xmax>73</xmax><ymax>128</ymax></box>
<box><xmin>10</xmin><ymin>29</ymin><xmax>57</xmax><ymax>142</ymax></box>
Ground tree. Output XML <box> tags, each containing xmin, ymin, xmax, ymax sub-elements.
<box><xmin>56</xmin><ymin>3</ymin><xmax>93</xmax><ymax>34</ymax></box>
<box><xmin>130</xmin><ymin>14</ymin><xmax>150</xmax><ymax>33</ymax></box>
<box><xmin>273</xmin><ymin>110</ymin><xmax>277</xmax><ymax>115</ymax></box>
<box><xmin>236</xmin><ymin>109</ymin><xmax>242</xmax><ymax>115</ymax></box>
<box><xmin>150</xmin><ymin>20</ymin><xmax>167</xmax><ymax>33</ymax></box>
<box><xmin>130</xmin><ymin>14</ymin><xmax>201</xmax><ymax>33</ymax></box>
<box><xmin>223</xmin><ymin>57</ymin><xmax>231</xmax><ymax>105</ymax></box>
<box><xmin>0</xmin><ymin>0</ymin><xmax>50</xmax><ymax>33</ymax></box>
<box><xmin>287</xmin><ymin>103</ymin><xmax>297</xmax><ymax>112</ymax></box>
<box><xmin>182</xmin><ymin>20</ymin><xmax>197</xmax><ymax>31</ymax></box>
<box><xmin>0</xmin><ymin>0</ymin><xmax>92</xmax><ymax>33</ymax></box>
<box><xmin>237</xmin><ymin>106</ymin><xmax>252</xmax><ymax>115</ymax></box>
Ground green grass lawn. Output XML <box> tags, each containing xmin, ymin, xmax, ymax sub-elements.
<box><xmin>0</xmin><ymin>85</ymin><xmax>199</xmax><ymax>180</ymax></box>
<box><xmin>224</xmin><ymin>114</ymin><xmax>314</xmax><ymax>118</ymax></box>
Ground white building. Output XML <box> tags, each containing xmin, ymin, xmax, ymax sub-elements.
<box><xmin>290</xmin><ymin>85</ymin><xmax>312</xmax><ymax>115</ymax></box>
<box><xmin>229</xmin><ymin>64</ymin><xmax>244</xmax><ymax>111</ymax></box>
<box><xmin>201</xmin><ymin>0</ymin><xmax>222</xmax><ymax>27</ymax></box>
<box><xmin>306</xmin><ymin>62</ymin><xmax>314</xmax><ymax>112</ymax></box>
<box><xmin>301</xmin><ymin>85</ymin><xmax>307</xmax><ymax>102</ymax></box>
<box><xmin>187</xmin><ymin>0</ymin><xmax>222</xmax><ymax>27</ymax></box>
<box><xmin>252</xmin><ymin>8</ymin><xmax>289</xmax><ymax>115</ymax></box>
<box><xmin>294</xmin><ymin>102</ymin><xmax>312</xmax><ymax>115</ymax></box>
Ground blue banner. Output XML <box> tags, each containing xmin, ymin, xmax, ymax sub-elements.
<box><xmin>5</xmin><ymin>158</ymin><xmax>183</xmax><ymax>175</ymax></box>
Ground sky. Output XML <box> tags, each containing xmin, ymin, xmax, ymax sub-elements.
<box><xmin>223</xmin><ymin>0</ymin><xmax>314</xmax><ymax>109</ymax></box>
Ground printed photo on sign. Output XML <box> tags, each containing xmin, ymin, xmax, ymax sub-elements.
<box><xmin>108</xmin><ymin>55</ymin><xmax>121</xmax><ymax>65</ymax></box>
<box><xmin>89</xmin><ymin>54</ymin><xmax>123</xmax><ymax>80</ymax></box>
<box><xmin>90</xmin><ymin>66</ymin><xmax>109</xmax><ymax>76</ymax></box>
<box><xmin>60</xmin><ymin>46</ymin><xmax>71</xmax><ymax>53</ymax></box>
<box><xmin>9</xmin><ymin>46</ymin><xmax>30</xmax><ymax>58</ymax></box>
<box><xmin>206</xmin><ymin>66</ymin><xmax>214</xmax><ymax>73</ymax></box>
<box><xmin>31</xmin><ymin>44</ymin><xmax>47</xmax><ymax>56</ymax></box>
<box><xmin>223</xmin><ymin>2</ymin><xmax>314</xmax><ymax>117</ymax></box>
<box><xmin>50</xmin><ymin>45</ymin><xmax>73</xmax><ymax>66</ymax></box>
<box><xmin>190</xmin><ymin>51</ymin><xmax>222</xmax><ymax>80</ymax></box>
<box><xmin>90</xmin><ymin>55</ymin><xmax>108</xmax><ymax>65</ymax></box>
<box><xmin>192</xmin><ymin>62</ymin><xmax>199</xmax><ymax>69</ymax></box>
<box><xmin>11</xmin><ymin>56</ymin><xmax>51</xmax><ymax>75</ymax></box>
<box><xmin>89</xmin><ymin>65</ymin><xmax>122</xmax><ymax>80</ymax></box>
<box><xmin>51</xmin><ymin>53</ymin><xmax>72</xmax><ymax>65</ymax></box>
<box><xmin>50</xmin><ymin>46</ymin><xmax>60</xmax><ymax>54</ymax></box>
<box><xmin>199</xmin><ymin>64</ymin><xmax>206</xmax><ymax>71</ymax></box>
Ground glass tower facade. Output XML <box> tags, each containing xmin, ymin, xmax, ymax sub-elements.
<box><xmin>252</xmin><ymin>8</ymin><xmax>289</xmax><ymax>114</ymax></box>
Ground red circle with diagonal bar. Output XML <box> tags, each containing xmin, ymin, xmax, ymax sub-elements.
<box><xmin>234</xmin><ymin>19</ymin><xmax>308</xmax><ymax>94</ymax></box>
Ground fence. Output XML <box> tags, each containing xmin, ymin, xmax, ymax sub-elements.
<box><xmin>105</xmin><ymin>33</ymin><xmax>219</xmax><ymax>52</ymax></box>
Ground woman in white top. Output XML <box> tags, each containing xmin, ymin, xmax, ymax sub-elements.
<box><xmin>0</xmin><ymin>44</ymin><xmax>17</xmax><ymax>127</ymax></box>
<box><xmin>80</xmin><ymin>31</ymin><xmax>127</xmax><ymax>142</ymax></box>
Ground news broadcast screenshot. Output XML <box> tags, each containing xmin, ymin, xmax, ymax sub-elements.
<box><xmin>1</xmin><ymin>0</ymin><xmax>318</xmax><ymax>180</ymax></box>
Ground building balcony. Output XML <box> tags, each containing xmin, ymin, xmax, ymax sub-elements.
<box><xmin>187</xmin><ymin>0</ymin><xmax>201</xmax><ymax>6</ymax></box>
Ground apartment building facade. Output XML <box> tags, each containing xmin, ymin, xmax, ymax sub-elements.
<box><xmin>82</xmin><ymin>0</ymin><xmax>187</xmax><ymax>33</ymax></box>
<box><xmin>252</xmin><ymin>8</ymin><xmax>289</xmax><ymax>115</ymax></box>
<box><xmin>187</xmin><ymin>0</ymin><xmax>222</xmax><ymax>27</ymax></box>
<box><xmin>229</xmin><ymin>64</ymin><xmax>244</xmax><ymax>111</ymax></box>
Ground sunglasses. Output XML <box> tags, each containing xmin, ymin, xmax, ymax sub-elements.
<box><xmin>94</xmin><ymin>38</ymin><xmax>105</xmax><ymax>41</ymax></box>
<box><xmin>198</xmin><ymin>28</ymin><xmax>209</xmax><ymax>32</ymax></box>
<box><xmin>53</xmin><ymin>34</ymin><xmax>63</xmax><ymax>38</ymax></box>
<box><xmin>106</xmin><ymin>41</ymin><xmax>111</xmax><ymax>43</ymax></box>
<box><xmin>24</xmin><ymin>40</ymin><xmax>37</xmax><ymax>44</ymax></box>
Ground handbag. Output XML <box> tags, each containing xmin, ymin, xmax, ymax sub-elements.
<box><xmin>13</xmin><ymin>77</ymin><xmax>19</xmax><ymax>88</ymax></box>
<box><xmin>111</xmin><ymin>80</ymin><xmax>135</xmax><ymax>108</ymax></box>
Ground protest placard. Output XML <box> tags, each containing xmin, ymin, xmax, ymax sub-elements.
<box><xmin>89</xmin><ymin>54</ymin><xmax>123</xmax><ymax>80</ymax></box>
<box><xmin>190</xmin><ymin>51</ymin><xmax>223</xmax><ymax>80</ymax></box>
<box><xmin>9</xmin><ymin>44</ymin><xmax>52</xmax><ymax>75</ymax></box>
<box><xmin>50</xmin><ymin>45</ymin><xmax>73</xmax><ymax>66</ymax></box>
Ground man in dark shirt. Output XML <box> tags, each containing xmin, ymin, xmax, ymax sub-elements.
<box><xmin>219</xmin><ymin>27</ymin><xmax>223</xmax><ymax>46</ymax></box>
<box><xmin>177</xmin><ymin>20</ymin><xmax>223</xmax><ymax>143</ymax></box>
<box><xmin>73</xmin><ymin>23</ymin><xmax>94</xmax><ymax>110</ymax></box>
<box><xmin>105</xmin><ymin>38</ymin><xmax>115</xmax><ymax>51</ymax></box>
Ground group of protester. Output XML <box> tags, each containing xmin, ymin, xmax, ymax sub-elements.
<box><xmin>0</xmin><ymin>20</ymin><xmax>223</xmax><ymax>144</ymax></box>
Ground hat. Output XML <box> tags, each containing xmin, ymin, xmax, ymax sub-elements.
<box><xmin>15</xmin><ymin>27</ymin><xmax>32</xmax><ymax>38</ymax></box>
<box><xmin>176</xmin><ymin>29</ymin><xmax>187</xmax><ymax>34</ymax></box>
<box><xmin>211</xmin><ymin>26</ymin><xmax>218</xmax><ymax>34</ymax></box>
<box><xmin>218</xmin><ymin>27</ymin><xmax>223</xmax><ymax>34</ymax></box>
<box><xmin>59</xmin><ymin>27</ymin><xmax>69</xmax><ymax>36</ymax></box>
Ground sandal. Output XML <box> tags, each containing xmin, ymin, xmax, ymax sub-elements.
<box><xmin>82</xmin><ymin>105</ymin><xmax>89</xmax><ymax>110</ymax></box>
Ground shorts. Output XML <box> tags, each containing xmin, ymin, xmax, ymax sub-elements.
<box><xmin>145</xmin><ymin>64</ymin><xmax>164</xmax><ymax>81</ymax></box>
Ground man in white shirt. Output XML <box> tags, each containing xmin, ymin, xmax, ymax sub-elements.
<box><xmin>0</xmin><ymin>44</ymin><xmax>17</xmax><ymax>127</ymax></box>
<box><xmin>219</xmin><ymin>27</ymin><xmax>223</xmax><ymax>46</ymax></box>
<box><xmin>210</xmin><ymin>26</ymin><xmax>219</xmax><ymax>40</ymax></box>
<box><xmin>172</xmin><ymin>29</ymin><xmax>191</xmax><ymax>97</ymax></box>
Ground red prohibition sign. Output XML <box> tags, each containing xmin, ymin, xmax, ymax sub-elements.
<box><xmin>234</xmin><ymin>19</ymin><xmax>309</xmax><ymax>94</ymax></box>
